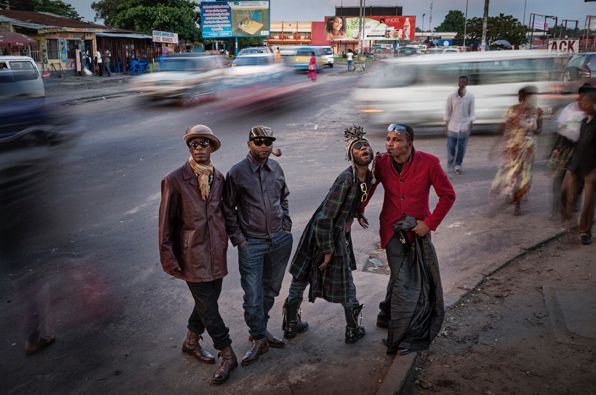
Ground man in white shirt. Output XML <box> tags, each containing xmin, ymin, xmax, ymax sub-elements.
<box><xmin>347</xmin><ymin>50</ymin><xmax>353</xmax><ymax>72</ymax></box>
<box><xmin>444</xmin><ymin>76</ymin><xmax>475</xmax><ymax>175</ymax></box>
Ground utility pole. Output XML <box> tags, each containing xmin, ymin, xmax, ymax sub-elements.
<box><xmin>480</xmin><ymin>0</ymin><xmax>489</xmax><ymax>51</ymax></box>
<box><xmin>429</xmin><ymin>1</ymin><xmax>433</xmax><ymax>40</ymax></box>
<box><xmin>463</xmin><ymin>0</ymin><xmax>469</xmax><ymax>50</ymax></box>
<box><xmin>422</xmin><ymin>13</ymin><xmax>426</xmax><ymax>32</ymax></box>
<box><xmin>358</xmin><ymin>0</ymin><xmax>363</xmax><ymax>54</ymax></box>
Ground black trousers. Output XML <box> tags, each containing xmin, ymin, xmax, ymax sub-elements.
<box><xmin>379</xmin><ymin>235</ymin><xmax>408</xmax><ymax>319</ymax></box>
<box><xmin>186</xmin><ymin>279</ymin><xmax>231</xmax><ymax>350</ymax></box>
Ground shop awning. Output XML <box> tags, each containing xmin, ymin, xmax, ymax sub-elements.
<box><xmin>0</xmin><ymin>31</ymin><xmax>37</xmax><ymax>46</ymax></box>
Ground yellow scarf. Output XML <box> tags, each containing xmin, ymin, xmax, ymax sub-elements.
<box><xmin>188</xmin><ymin>156</ymin><xmax>213</xmax><ymax>201</ymax></box>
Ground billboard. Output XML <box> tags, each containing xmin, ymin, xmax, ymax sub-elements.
<box><xmin>324</xmin><ymin>16</ymin><xmax>415</xmax><ymax>41</ymax></box>
<box><xmin>201</xmin><ymin>1</ymin><xmax>270</xmax><ymax>38</ymax></box>
<box><xmin>152</xmin><ymin>30</ymin><xmax>179</xmax><ymax>44</ymax></box>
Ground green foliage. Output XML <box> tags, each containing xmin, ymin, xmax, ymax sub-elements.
<box><xmin>465</xmin><ymin>13</ymin><xmax>527</xmax><ymax>46</ymax></box>
<box><xmin>435</xmin><ymin>10</ymin><xmax>465</xmax><ymax>35</ymax></box>
<box><xmin>5</xmin><ymin>0</ymin><xmax>82</xmax><ymax>20</ymax></box>
<box><xmin>91</xmin><ymin>0</ymin><xmax>200</xmax><ymax>41</ymax></box>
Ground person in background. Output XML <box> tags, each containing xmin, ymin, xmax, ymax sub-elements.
<box><xmin>307</xmin><ymin>51</ymin><xmax>317</xmax><ymax>82</ymax></box>
<box><xmin>104</xmin><ymin>50</ymin><xmax>112</xmax><ymax>77</ymax></box>
<box><xmin>347</xmin><ymin>49</ymin><xmax>354</xmax><ymax>72</ymax></box>
<box><xmin>444</xmin><ymin>75</ymin><xmax>475</xmax><ymax>175</ymax></box>
<box><xmin>158</xmin><ymin>125</ymin><xmax>237</xmax><ymax>385</ymax></box>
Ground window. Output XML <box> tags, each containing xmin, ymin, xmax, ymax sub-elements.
<box><xmin>47</xmin><ymin>39</ymin><xmax>59</xmax><ymax>59</ymax></box>
<box><xmin>8</xmin><ymin>61</ymin><xmax>39</xmax><ymax>81</ymax></box>
<box><xmin>67</xmin><ymin>40</ymin><xmax>78</xmax><ymax>59</ymax></box>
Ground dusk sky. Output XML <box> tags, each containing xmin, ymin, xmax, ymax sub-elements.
<box><xmin>69</xmin><ymin>0</ymin><xmax>595</xmax><ymax>29</ymax></box>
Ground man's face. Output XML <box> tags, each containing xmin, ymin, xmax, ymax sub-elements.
<box><xmin>386</xmin><ymin>131</ymin><xmax>411</xmax><ymax>158</ymax></box>
<box><xmin>352</xmin><ymin>141</ymin><xmax>373</xmax><ymax>166</ymax></box>
<box><xmin>458</xmin><ymin>78</ymin><xmax>468</xmax><ymax>90</ymax></box>
<box><xmin>579</xmin><ymin>94</ymin><xmax>595</xmax><ymax>114</ymax></box>
<box><xmin>248</xmin><ymin>137</ymin><xmax>273</xmax><ymax>160</ymax></box>
<box><xmin>188</xmin><ymin>138</ymin><xmax>212</xmax><ymax>164</ymax></box>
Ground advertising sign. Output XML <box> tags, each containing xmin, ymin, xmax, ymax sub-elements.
<box><xmin>548</xmin><ymin>39</ymin><xmax>579</xmax><ymax>53</ymax></box>
<box><xmin>152</xmin><ymin>30</ymin><xmax>179</xmax><ymax>44</ymax></box>
<box><xmin>324</xmin><ymin>16</ymin><xmax>415</xmax><ymax>41</ymax></box>
<box><xmin>201</xmin><ymin>0</ymin><xmax>270</xmax><ymax>38</ymax></box>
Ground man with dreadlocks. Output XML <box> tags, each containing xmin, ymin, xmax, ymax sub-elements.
<box><xmin>281</xmin><ymin>125</ymin><xmax>374</xmax><ymax>344</ymax></box>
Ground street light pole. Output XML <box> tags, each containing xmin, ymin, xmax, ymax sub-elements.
<box><xmin>480</xmin><ymin>0</ymin><xmax>489</xmax><ymax>51</ymax></box>
<box><xmin>422</xmin><ymin>13</ymin><xmax>426</xmax><ymax>32</ymax></box>
<box><xmin>463</xmin><ymin>0</ymin><xmax>469</xmax><ymax>50</ymax></box>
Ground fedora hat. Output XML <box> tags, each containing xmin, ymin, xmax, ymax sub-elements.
<box><xmin>183</xmin><ymin>124</ymin><xmax>221</xmax><ymax>152</ymax></box>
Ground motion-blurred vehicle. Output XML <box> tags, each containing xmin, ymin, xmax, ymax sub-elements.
<box><xmin>395</xmin><ymin>46</ymin><xmax>419</xmax><ymax>56</ymax></box>
<box><xmin>354</xmin><ymin>50</ymin><xmax>570</xmax><ymax>130</ymax></box>
<box><xmin>238</xmin><ymin>47</ymin><xmax>273</xmax><ymax>56</ymax></box>
<box><xmin>562</xmin><ymin>52</ymin><xmax>596</xmax><ymax>89</ymax></box>
<box><xmin>426</xmin><ymin>47</ymin><xmax>461</xmax><ymax>55</ymax></box>
<box><xmin>129</xmin><ymin>54</ymin><xmax>225</xmax><ymax>104</ymax></box>
<box><xmin>286</xmin><ymin>46</ymin><xmax>327</xmax><ymax>71</ymax></box>
<box><xmin>318</xmin><ymin>46</ymin><xmax>334</xmax><ymax>67</ymax></box>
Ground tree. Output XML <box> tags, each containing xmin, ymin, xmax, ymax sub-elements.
<box><xmin>4</xmin><ymin>0</ymin><xmax>82</xmax><ymax>20</ymax></box>
<box><xmin>435</xmin><ymin>10</ymin><xmax>465</xmax><ymax>34</ymax></box>
<box><xmin>465</xmin><ymin>13</ymin><xmax>527</xmax><ymax>47</ymax></box>
<box><xmin>91</xmin><ymin>0</ymin><xmax>200</xmax><ymax>41</ymax></box>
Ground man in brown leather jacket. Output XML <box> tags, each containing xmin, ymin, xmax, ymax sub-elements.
<box><xmin>158</xmin><ymin>124</ymin><xmax>236</xmax><ymax>385</ymax></box>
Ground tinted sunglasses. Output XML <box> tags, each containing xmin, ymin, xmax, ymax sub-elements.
<box><xmin>353</xmin><ymin>141</ymin><xmax>370</xmax><ymax>150</ymax></box>
<box><xmin>387</xmin><ymin>123</ymin><xmax>407</xmax><ymax>133</ymax></box>
<box><xmin>252</xmin><ymin>138</ymin><xmax>273</xmax><ymax>147</ymax></box>
<box><xmin>189</xmin><ymin>139</ymin><xmax>211</xmax><ymax>149</ymax></box>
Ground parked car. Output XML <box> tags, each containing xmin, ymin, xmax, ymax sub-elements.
<box><xmin>562</xmin><ymin>52</ymin><xmax>596</xmax><ymax>90</ymax></box>
<box><xmin>129</xmin><ymin>54</ymin><xmax>224</xmax><ymax>104</ymax></box>
<box><xmin>286</xmin><ymin>46</ymin><xmax>327</xmax><ymax>71</ymax></box>
<box><xmin>353</xmin><ymin>50</ymin><xmax>570</xmax><ymax>130</ymax></box>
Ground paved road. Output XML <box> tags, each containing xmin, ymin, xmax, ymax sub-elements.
<box><xmin>1</xmin><ymin>70</ymin><xmax>566</xmax><ymax>394</ymax></box>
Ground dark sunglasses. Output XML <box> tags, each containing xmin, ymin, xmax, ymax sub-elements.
<box><xmin>189</xmin><ymin>139</ymin><xmax>211</xmax><ymax>149</ymax></box>
<box><xmin>360</xmin><ymin>182</ymin><xmax>368</xmax><ymax>203</ymax></box>
<box><xmin>353</xmin><ymin>141</ymin><xmax>370</xmax><ymax>150</ymax></box>
<box><xmin>252</xmin><ymin>138</ymin><xmax>273</xmax><ymax>147</ymax></box>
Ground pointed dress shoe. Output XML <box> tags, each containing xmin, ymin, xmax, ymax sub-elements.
<box><xmin>241</xmin><ymin>338</ymin><xmax>269</xmax><ymax>366</ymax></box>
<box><xmin>249</xmin><ymin>330</ymin><xmax>286</xmax><ymax>348</ymax></box>
<box><xmin>210</xmin><ymin>345</ymin><xmax>238</xmax><ymax>385</ymax></box>
<box><xmin>182</xmin><ymin>330</ymin><xmax>216</xmax><ymax>364</ymax></box>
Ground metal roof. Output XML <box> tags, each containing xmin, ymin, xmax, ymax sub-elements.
<box><xmin>97</xmin><ymin>32</ymin><xmax>152</xmax><ymax>39</ymax></box>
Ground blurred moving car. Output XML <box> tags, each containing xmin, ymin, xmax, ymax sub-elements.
<box><xmin>238</xmin><ymin>47</ymin><xmax>273</xmax><ymax>56</ymax></box>
<box><xmin>395</xmin><ymin>47</ymin><xmax>419</xmax><ymax>56</ymax></box>
<box><xmin>318</xmin><ymin>46</ymin><xmax>334</xmax><ymax>68</ymax></box>
<box><xmin>286</xmin><ymin>46</ymin><xmax>327</xmax><ymax>71</ymax></box>
<box><xmin>562</xmin><ymin>52</ymin><xmax>596</xmax><ymax>89</ymax></box>
<box><xmin>129</xmin><ymin>54</ymin><xmax>225</xmax><ymax>104</ymax></box>
<box><xmin>225</xmin><ymin>54</ymin><xmax>288</xmax><ymax>87</ymax></box>
<box><xmin>354</xmin><ymin>50</ymin><xmax>570</xmax><ymax>129</ymax></box>
<box><xmin>426</xmin><ymin>47</ymin><xmax>461</xmax><ymax>55</ymax></box>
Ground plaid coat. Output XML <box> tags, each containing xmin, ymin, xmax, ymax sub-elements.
<box><xmin>289</xmin><ymin>167</ymin><xmax>370</xmax><ymax>303</ymax></box>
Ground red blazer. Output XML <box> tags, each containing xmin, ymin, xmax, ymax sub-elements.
<box><xmin>361</xmin><ymin>150</ymin><xmax>455</xmax><ymax>248</ymax></box>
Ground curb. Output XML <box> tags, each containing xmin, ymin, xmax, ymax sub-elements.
<box><xmin>376</xmin><ymin>230</ymin><xmax>566</xmax><ymax>395</ymax></box>
<box><xmin>62</xmin><ymin>91</ymin><xmax>136</xmax><ymax>105</ymax></box>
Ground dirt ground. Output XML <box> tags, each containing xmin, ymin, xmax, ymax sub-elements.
<box><xmin>402</xmin><ymin>235</ymin><xmax>596</xmax><ymax>395</ymax></box>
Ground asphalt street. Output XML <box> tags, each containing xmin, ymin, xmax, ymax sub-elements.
<box><xmin>1</xmin><ymin>69</ymin><xmax>566</xmax><ymax>394</ymax></box>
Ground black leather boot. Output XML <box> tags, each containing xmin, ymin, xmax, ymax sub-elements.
<box><xmin>182</xmin><ymin>330</ymin><xmax>216</xmax><ymax>364</ymax></box>
<box><xmin>376</xmin><ymin>301</ymin><xmax>390</xmax><ymax>329</ymax></box>
<box><xmin>344</xmin><ymin>304</ymin><xmax>365</xmax><ymax>344</ymax></box>
<box><xmin>282</xmin><ymin>297</ymin><xmax>309</xmax><ymax>339</ymax></box>
<box><xmin>211</xmin><ymin>345</ymin><xmax>238</xmax><ymax>385</ymax></box>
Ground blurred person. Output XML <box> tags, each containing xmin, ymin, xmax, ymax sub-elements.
<box><xmin>96</xmin><ymin>49</ymin><xmax>103</xmax><ymax>76</ymax></box>
<box><xmin>223</xmin><ymin>126</ymin><xmax>292</xmax><ymax>366</ymax></box>
<box><xmin>326</xmin><ymin>16</ymin><xmax>346</xmax><ymax>41</ymax></box>
<box><xmin>560</xmin><ymin>88</ymin><xmax>596</xmax><ymax>245</ymax></box>
<box><xmin>360</xmin><ymin>123</ymin><xmax>455</xmax><ymax>355</ymax></box>
<box><xmin>75</xmin><ymin>47</ymin><xmax>82</xmax><ymax>76</ymax></box>
<box><xmin>104</xmin><ymin>50</ymin><xmax>112</xmax><ymax>77</ymax></box>
<box><xmin>491</xmin><ymin>86</ymin><xmax>543</xmax><ymax>216</ymax></box>
<box><xmin>158</xmin><ymin>125</ymin><xmax>237</xmax><ymax>385</ymax></box>
<box><xmin>347</xmin><ymin>49</ymin><xmax>354</xmax><ymax>72</ymax></box>
<box><xmin>275</xmin><ymin>47</ymin><xmax>281</xmax><ymax>63</ymax></box>
<box><xmin>548</xmin><ymin>83</ymin><xmax>591</xmax><ymax>217</ymax></box>
<box><xmin>307</xmin><ymin>52</ymin><xmax>317</xmax><ymax>82</ymax></box>
<box><xmin>282</xmin><ymin>125</ymin><xmax>373</xmax><ymax>343</ymax></box>
<box><xmin>445</xmin><ymin>75</ymin><xmax>475</xmax><ymax>175</ymax></box>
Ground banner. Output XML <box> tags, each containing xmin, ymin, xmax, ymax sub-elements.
<box><xmin>201</xmin><ymin>0</ymin><xmax>270</xmax><ymax>38</ymax></box>
<box><xmin>152</xmin><ymin>30</ymin><xmax>179</xmax><ymax>44</ymax></box>
<box><xmin>324</xmin><ymin>16</ymin><xmax>415</xmax><ymax>41</ymax></box>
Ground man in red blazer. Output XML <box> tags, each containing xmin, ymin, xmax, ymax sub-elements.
<box><xmin>360</xmin><ymin>123</ymin><xmax>456</xmax><ymax>354</ymax></box>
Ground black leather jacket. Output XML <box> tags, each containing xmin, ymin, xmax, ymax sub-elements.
<box><xmin>223</xmin><ymin>154</ymin><xmax>292</xmax><ymax>245</ymax></box>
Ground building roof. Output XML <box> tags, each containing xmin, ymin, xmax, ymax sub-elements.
<box><xmin>0</xmin><ymin>10</ymin><xmax>105</xmax><ymax>30</ymax></box>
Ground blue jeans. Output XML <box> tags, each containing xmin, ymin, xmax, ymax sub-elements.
<box><xmin>447</xmin><ymin>132</ymin><xmax>469</xmax><ymax>167</ymax></box>
<box><xmin>347</xmin><ymin>60</ymin><xmax>353</xmax><ymax>71</ymax></box>
<box><xmin>238</xmin><ymin>231</ymin><xmax>293</xmax><ymax>339</ymax></box>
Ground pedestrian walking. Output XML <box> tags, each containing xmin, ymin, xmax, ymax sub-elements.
<box><xmin>104</xmin><ymin>49</ymin><xmax>112</xmax><ymax>77</ymax></box>
<box><xmin>360</xmin><ymin>123</ymin><xmax>455</xmax><ymax>355</ymax></box>
<box><xmin>347</xmin><ymin>49</ymin><xmax>353</xmax><ymax>72</ymax></box>
<box><xmin>96</xmin><ymin>49</ymin><xmax>103</xmax><ymax>76</ymax></box>
<box><xmin>560</xmin><ymin>88</ymin><xmax>596</xmax><ymax>245</ymax></box>
<box><xmin>282</xmin><ymin>125</ymin><xmax>373</xmax><ymax>344</ymax></box>
<box><xmin>223</xmin><ymin>125</ymin><xmax>292</xmax><ymax>366</ymax></box>
<box><xmin>158</xmin><ymin>125</ymin><xmax>237</xmax><ymax>385</ymax></box>
<box><xmin>490</xmin><ymin>86</ymin><xmax>543</xmax><ymax>216</ymax></box>
<box><xmin>548</xmin><ymin>83</ymin><xmax>591</xmax><ymax>217</ymax></box>
<box><xmin>307</xmin><ymin>51</ymin><xmax>317</xmax><ymax>82</ymax></box>
<box><xmin>444</xmin><ymin>75</ymin><xmax>475</xmax><ymax>175</ymax></box>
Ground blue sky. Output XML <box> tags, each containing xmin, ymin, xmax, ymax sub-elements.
<box><xmin>70</xmin><ymin>0</ymin><xmax>595</xmax><ymax>29</ymax></box>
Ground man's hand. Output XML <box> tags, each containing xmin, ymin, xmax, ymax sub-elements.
<box><xmin>168</xmin><ymin>266</ymin><xmax>184</xmax><ymax>279</ymax></box>
<box><xmin>358</xmin><ymin>216</ymin><xmax>369</xmax><ymax>229</ymax></box>
<box><xmin>412</xmin><ymin>220</ymin><xmax>430</xmax><ymax>237</ymax></box>
<box><xmin>319</xmin><ymin>253</ymin><xmax>332</xmax><ymax>271</ymax></box>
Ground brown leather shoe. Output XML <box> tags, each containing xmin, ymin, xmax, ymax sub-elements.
<box><xmin>249</xmin><ymin>330</ymin><xmax>285</xmax><ymax>349</ymax></box>
<box><xmin>241</xmin><ymin>338</ymin><xmax>269</xmax><ymax>366</ymax></box>
<box><xmin>182</xmin><ymin>330</ymin><xmax>216</xmax><ymax>364</ymax></box>
<box><xmin>25</xmin><ymin>335</ymin><xmax>55</xmax><ymax>356</ymax></box>
<box><xmin>211</xmin><ymin>346</ymin><xmax>238</xmax><ymax>385</ymax></box>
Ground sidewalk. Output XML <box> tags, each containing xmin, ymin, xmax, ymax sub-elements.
<box><xmin>44</xmin><ymin>74</ymin><xmax>134</xmax><ymax>104</ymax></box>
<box><xmin>400</xmin><ymin>234</ymin><xmax>596</xmax><ymax>394</ymax></box>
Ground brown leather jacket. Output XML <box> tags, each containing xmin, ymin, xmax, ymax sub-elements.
<box><xmin>158</xmin><ymin>162</ymin><xmax>228</xmax><ymax>282</ymax></box>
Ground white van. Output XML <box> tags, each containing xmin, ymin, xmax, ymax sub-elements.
<box><xmin>0</xmin><ymin>56</ymin><xmax>45</xmax><ymax>99</ymax></box>
<box><xmin>353</xmin><ymin>50</ymin><xmax>569</xmax><ymax>129</ymax></box>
